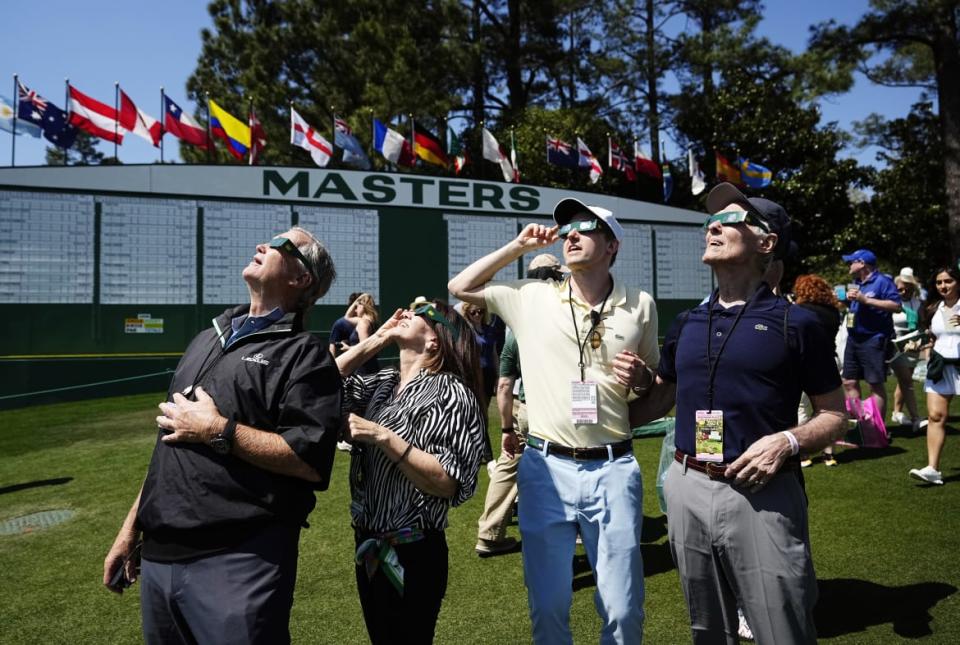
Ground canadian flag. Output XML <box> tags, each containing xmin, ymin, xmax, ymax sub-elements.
<box><xmin>119</xmin><ymin>89</ymin><xmax>161</xmax><ymax>146</ymax></box>
<box><xmin>68</xmin><ymin>85</ymin><xmax>123</xmax><ymax>143</ymax></box>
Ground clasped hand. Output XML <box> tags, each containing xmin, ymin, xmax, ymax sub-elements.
<box><xmin>724</xmin><ymin>433</ymin><xmax>792</xmax><ymax>493</ymax></box>
<box><xmin>156</xmin><ymin>386</ymin><xmax>224</xmax><ymax>444</ymax></box>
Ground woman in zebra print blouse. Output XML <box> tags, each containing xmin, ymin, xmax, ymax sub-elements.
<box><xmin>336</xmin><ymin>300</ymin><xmax>486</xmax><ymax>644</ymax></box>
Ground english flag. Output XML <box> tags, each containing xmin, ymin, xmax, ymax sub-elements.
<box><xmin>290</xmin><ymin>107</ymin><xmax>332</xmax><ymax>167</ymax></box>
<box><xmin>119</xmin><ymin>89</ymin><xmax>161</xmax><ymax>146</ymax></box>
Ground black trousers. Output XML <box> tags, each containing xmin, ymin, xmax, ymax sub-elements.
<box><xmin>140</xmin><ymin>523</ymin><xmax>300</xmax><ymax>645</ymax></box>
<box><xmin>354</xmin><ymin>529</ymin><xmax>448</xmax><ymax>645</ymax></box>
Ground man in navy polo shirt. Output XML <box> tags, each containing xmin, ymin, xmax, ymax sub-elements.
<box><xmin>630</xmin><ymin>183</ymin><xmax>846</xmax><ymax>644</ymax></box>
<box><xmin>841</xmin><ymin>248</ymin><xmax>902</xmax><ymax>419</ymax></box>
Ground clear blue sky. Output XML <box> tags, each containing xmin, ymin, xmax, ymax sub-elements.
<box><xmin>2</xmin><ymin>0</ymin><xmax>926</xmax><ymax>169</ymax></box>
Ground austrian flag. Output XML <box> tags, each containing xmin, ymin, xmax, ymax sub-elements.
<box><xmin>68</xmin><ymin>85</ymin><xmax>123</xmax><ymax>143</ymax></box>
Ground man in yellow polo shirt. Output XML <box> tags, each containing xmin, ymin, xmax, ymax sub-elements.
<box><xmin>449</xmin><ymin>198</ymin><xmax>660</xmax><ymax>644</ymax></box>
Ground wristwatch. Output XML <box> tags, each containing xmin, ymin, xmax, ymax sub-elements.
<box><xmin>501</xmin><ymin>426</ymin><xmax>515</xmax><ymax>434</ymax></box>
<box><xmin>210</xmin><ymin>419</ymin><xmax>237</xmax><ymax>455</ymax></box>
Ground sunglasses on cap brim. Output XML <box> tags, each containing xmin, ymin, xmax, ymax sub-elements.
<box><xmin>558</xmin><ymin>219</ymin><xmax>600</xmax><ymax>239</ymax></box>
<box><xmin>269</xmin><ymin>237</ymin><xmax>315</xmax><ymax>278</ymax></box>
<box><xmin>413</xmin><ymin>304</ymin><xmax>461</xmax><ymax>342</ymax></box>
<box><xmin>702</xmin><ymin>210</ymin><xmax>770</xmax><ymax>233</ymax></box>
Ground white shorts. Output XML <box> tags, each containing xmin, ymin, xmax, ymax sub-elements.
<box><xmin>925</xmin><ymin>364</ymin><xmax>960</xmax><ymax>396</ymax></box>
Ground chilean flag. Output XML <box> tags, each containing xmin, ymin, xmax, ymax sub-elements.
<box><xmin>163</xmin><ymin>95</ymin><xmax>209</xmax><ymax>149</ymax></box>
<box><xmin>119</xmin><ymin>89</ymin><xmax>161</xmax><ymax>147</ymax></box>
<box><xmin>68</xmin><ymin>85</ymin><xmax>123</xmax><ymax>143</ymax></box>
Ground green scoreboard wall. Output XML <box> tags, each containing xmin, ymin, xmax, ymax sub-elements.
<box><xmin>0</xmin><ymin>165</ymin><xmax>710</xmax><ymax>409</ymax></box>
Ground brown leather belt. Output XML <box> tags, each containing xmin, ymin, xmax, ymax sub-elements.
<box><xmin>674</xmin><ymin>449</ymin><xmax>800</xmax><ymax>481</ymax></box>
<box><xmin>527</xmin><ymin>435</ymin><xmax>632</xmax><ymax>461</ymax></box>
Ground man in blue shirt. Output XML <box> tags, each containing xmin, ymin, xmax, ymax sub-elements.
<box><xmin>628</xmin><ymin>183</ymin><xmax>846</xmax><ymax>643</ymax></box>
<box><xmin>841</xmin><ymin>248</ymin><xmax>902</xmax><ymax>419</ymax></box>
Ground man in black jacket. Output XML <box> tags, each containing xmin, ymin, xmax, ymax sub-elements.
<box><xmin>103</xmin><ymin>226</ymin><xmax>342</xmax><ymax>644</ymax></box>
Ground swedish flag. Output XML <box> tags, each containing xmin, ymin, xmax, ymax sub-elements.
<box><xmin>738</xmin><ymin>158</ymin><xmax>772</xmax><ymax>188</ymax></box>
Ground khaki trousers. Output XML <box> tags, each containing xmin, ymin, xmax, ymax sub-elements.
<box><xmin>477</xmin><ymin>400</ymin><xmax>528</xmax><ymax>541</ymax></box>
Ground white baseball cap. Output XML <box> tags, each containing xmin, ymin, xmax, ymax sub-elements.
<box><xmin>553</xmin><ymin>198</ymin><xmax>624</xmax><ymax>241</ymax></box>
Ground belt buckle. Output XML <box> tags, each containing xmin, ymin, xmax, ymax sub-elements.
<box><xmin>705</xmin><ymin>462</ymin><xmax>727</xmax><ymax>480</ymax></box>
<box><xmin>572</xmin><ymin>447</ymin><xmax>588</xmax><ymax>461</ymax></box>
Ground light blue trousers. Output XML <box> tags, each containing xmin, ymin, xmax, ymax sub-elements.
<box><xmin>518</xmin><ymin>443</ymin><xmax>645</xmax><ymax>645</ymax></box>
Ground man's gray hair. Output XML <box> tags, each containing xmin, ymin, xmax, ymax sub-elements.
<box><xmin>291</xmin><ymin>225</ymin><xmax>335</xmax><ymax>312</ymax></box>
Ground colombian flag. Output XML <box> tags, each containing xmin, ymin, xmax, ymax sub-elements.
<box><xmin>715</xmin><ymin>151</ymin><xmax>743</xmax><ymax>186</ymax></box>
<box><xmin>209</xmin><ymin>99</ymin><xmax>250</xmax><ymax>160</ymax></box>
<box><xmin>414</xmin><ymin>128</ymin><xmax>449</xmax><ymax>167</ymax></box>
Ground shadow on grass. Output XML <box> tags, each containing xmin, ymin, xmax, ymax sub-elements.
<box><xmin>0</xmin><ymin>477</ymin><xmax>73</xmax><ymax>496</ymax></box>
<box><xmin>835</xmin><ymin>446</ymin><xmax>906</xmax><ymax>463</ymax></box>
<box><xmin>641</xmin><ymin>515</ymin><xmax>667</xmax><ymax>543</ymax></box>
<box><xmin>814</xmin><ymin>578</ymin><xmax>957</xmax><ymax>638</ymax></box>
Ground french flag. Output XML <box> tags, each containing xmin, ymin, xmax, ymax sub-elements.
<box><xmin>373</xmin><ymin>118</ymin><xmax>415</xmax><ymax>167</ymax></box>
<box><xmin>163</xmin><ymin>95</ymin><xmax>209</xmax><ymax>149</ymax></box>
<box><xmin>68</xmin><ymin>85</ymin><xmax>123</xmax><ymax>143</ymax></box>
<box><xmin>119</xmin><ymin>89</ymin><xmax>161</xmax><ymax>147</ymax></box>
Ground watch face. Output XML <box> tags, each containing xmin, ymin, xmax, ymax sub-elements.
<box><xmin>210</xmin><ymin>436</ymin><xmax>230</xmax><ymax>455</ymax></box>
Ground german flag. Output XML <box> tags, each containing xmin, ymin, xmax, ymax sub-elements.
<box><xmin>414</xmin><ymin>127</ymin><xmax>449</xmax><ymax>167</ymax></box>
<box><xmin>715</xmin><ymin>151</ymin><xmax>743</xmax><ymax>187</ymax></box>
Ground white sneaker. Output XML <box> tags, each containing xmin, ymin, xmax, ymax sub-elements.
<box><xmin>912</xmin><ymin>418</ymin><xmax>923</xmax><ymax>434</ymax></box>
<box><xmin>890</xmin><ymin>411</ymin><xmax>905</xmax><ymax>425</ymax></box>
<box><xmin>909</xmin><ymin>465</ymin><xmax>944</xmax><ymax>485</ymax></box>
<box><xmin>920</xmin><ymin>419</ymin><xmax>929</xmax><ymax>429</ymax></box>
<box><xmin>737</xmin><ymin>608</ymin><xmax>755</xmax><ymax>640</ymax></box>
<box><xmin>336</xmin><ymin>441</ymin><xmax>352</xmax><ymax>452</ymax></box>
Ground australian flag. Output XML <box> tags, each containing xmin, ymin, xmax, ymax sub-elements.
<box><xmin>17</xmin><ymin>80</ymin><xmax>76</xmax><ymax>148</ymax></box>
<box><xmin>546</xmin><ymin>135</ymin><xmax>578</xmax><ymax>169</ymax></box>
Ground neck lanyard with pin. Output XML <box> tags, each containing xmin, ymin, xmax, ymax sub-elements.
<box><xmin>705</xmin><ymin>286</ymin><xmax>760</xmax><ymax>411</ymax></box>
<box><xmin>568</xmin><ymin>277</ymin><xmax>614</xmax><ymax>382</ymax></box>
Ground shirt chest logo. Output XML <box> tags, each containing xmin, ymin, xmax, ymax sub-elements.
<box><xmin>241</xmin><ymin>352</ymin><xmax>270</xmax><ymax>366</ymax></box>
<box><xmin>754</xmin><ymin>324</ymin><xmax>768</xmax><ymax>332</ymax></box>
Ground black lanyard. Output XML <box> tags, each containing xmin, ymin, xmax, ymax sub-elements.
<box><xmin>182</xmin><ymin>324</ymin><xmax>232</xmax><ymax>398</ymax></box>
<box><xmin>705</xmin><ymin>287</ymin><xmax>758</xmax><ymax>410</ymax></box>
<box><xmin>568</xmin><ymin>277</ymin><xmax>614</xmax><ymax>382</ymax></box>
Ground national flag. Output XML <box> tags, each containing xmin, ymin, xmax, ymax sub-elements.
<box><xmin>0</xmin><ymin>94</ymin><xmax>41</xmax><ymax>137</ymax></box>
<box><xmin>16</xmin><ymin>81</ymin><xmax>75</xmax><ymax>147</ymax></box>
<box><xmin>209</xmin><ymin>99</ymin><xmax>251</xmax><ymax>160</ymax></box>
<box><xmin>738</xmin><ymin>157</ymin><xmax>772</xmax><ymax>188</ymax></box>
<box><xmin>634</xmin><ymin>142</ymin><xmax>662</xmax><ymax>179</ymax></box>
<box><xmin>577</xmin><ymin>137</ymin><xmax>603</xmax><ymax>184</ymax></box>
<box><xmin>715</xmin><ymin>151</ymin><xmax>743</xmax><ymax>186</ymax></box>
<box><xmin>413</xmin><ymin>126</ymin><xmax>448</xmax><ymax>167</ymax></box>
<box><xmin>290</xmin><ymin>107</ymin><xmax>332</xmax><ymax>167</ymax></box>
<box><xmin>482</xmin><ymin>128</ymin><xmax>516</xmax><ymax>182</ymax></box>
<box><xmin>608</xmin><ymin>138</ymin><xmax>636</xmax><ymax>182</ymax></box>
<box><xmin>663</xmin><ymin>163</ymin><xmax>673</xmax><ymax>202</ymax></box>
<box><xmin>334</xmin><ymin>115</ymin><xmax>371</xmax><ymax>169</ymax></box>
<box><xmin>689</xmin><ymin>149</ymin><xmax>706</xmax><ymax>195</ymax></box>
<box><xmin>373</xmin><ymin>118</ymin><xmax>415</xmax><ymax>167</ymax></box>
<box><xmin>119</xmin><ymin>89</ymin><xmax>161</xmax><ymax>146</ymax></box>
<box><xmin>163</xmin><ymin>96</ymin><xmax>209</xmax><ymax>149</ymax></box>
<box><xmin>510</xmin><ymin>130</ymin><xmax>520</xmax><ymax>183</ymax></box>
<box><xmin>546</xmin><ymin>135</ymin><xmax>579</xmax><ymax>169</ymax></box>
<box><xmin>450</xmin><ymin>130</ymin><xmax>470</xmax><ymax>175</ymax></box>
<box><xmin>249</xmin><ymin>107</ymin><xmax>267</xmax><ymax>165</ymax></box>
<box><xmin>68</xmin><ymin>85</ymin><xmax>123</xmax><ymax>143</ymax></box>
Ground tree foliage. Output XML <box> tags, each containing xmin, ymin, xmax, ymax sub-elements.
<box><xmin>44</xmin><ymin>131</ymin><xmax>109</xmax><ymax>166</ymax></box>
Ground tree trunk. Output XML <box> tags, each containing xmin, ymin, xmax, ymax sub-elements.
<box><xmin>504</xmin><ymin>0</ymin><xmax>525</xmax><ymax>118</ymax></box>
<box><xmin>645</xmin><ymin>0</ymin><xmax>661</xmax><ymax>164</ymax></box>
<box><xmin>471</xmin><ymin>0</ymin><xmax>485</xmax><ymax>128</ymax></box>
<box><xmin>934</xmin><ymin>7</ymin><xmax>960</xmax><ymax>258</ymax></box>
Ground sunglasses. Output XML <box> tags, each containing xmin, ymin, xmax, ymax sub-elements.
<box><xmin>703</xmin><ymin>210</ymin><xmax>770</xmax><ymax>233</ymax></box>
<box><xmin>268</xmin><ymin>237</ymin><xmax>315</xmax><ymax>279</ymax></box>
<box><xmin>413</xmin><ymin>304</ymin><xmax>461</xmax><ymax>342</ymax></box>
<box><xmin>558</xmin><ymin>219</ymin><xmax>600</xmax><ymax>239</ymax></box>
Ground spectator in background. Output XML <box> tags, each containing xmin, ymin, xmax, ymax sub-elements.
<box><xmin>891</xmin><ymin>269</ymin><xmax>924</xmax><ymax>432</ymax></box>
<box><xmin>841</xmin><ymin>249</ymin><xmax>902</xmax><ymax>419</ymax></box>
<box><xmin>910</xmin><ymin>264</ymin><xmax>960</xmax><ymax>486</ymax></box>
<box><xmin>794</xmin><ymin>274</ymin><xmax>844</xmax><ymax>468</ymax></box>
<box><xmin>329</xmin><ymin>292</ymin><xmax>362</xmax><ymax>359</ymax></box>
<box><xmin>475</xmin><ymin>253</ymin><xmax>565</xmax><ymax>557</ymax></box>
<box><xmin>460</xmin><ymin>300</ymin><xmax>506</xmax><ymax>465</ymax></box>
<box><xmin>346</xmin><ymin>293</ymin><xmax>382</xmax><ymax>376</ymax></box>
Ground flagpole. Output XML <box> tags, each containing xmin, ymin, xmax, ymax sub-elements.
<box><xmin>247</xmin><ymin>95</ymin><xmax>253</xmax><ymax>166</ymax></box>
<box><xmin>159</xmin><ymin>87</ymin><xmax>164</xmax><ymax>163</ymax></box>
<box><xmin>205</xmin><ymin>92</ymin><xmax>212</xmax><ymax>164</ymax></box>
<box><xmin>510</xmin><ymin>127</ymin><xmax>518</xmax><ymax>183</ymax></box>
<box><xmin>113</xmin><ymin>81</ymin><xmax>119</xmax><ymax>161</ymax></box>
<box><xmin>409</xmin><ymin>113</ymin><xmax>415</xmax><ymax>168</ymax></box>
<box><xmin>633</xmin><ymin>136</ymin><xmax>641</xmax><ymax>199</ymax></box>
<box><xmin>330</xmin><ymin>105</ymin><xmax>336</xmax><ymax>168</ymax></box>
<box><xmin>11</xmin><ymin>74</ymin><xmax>17</xmax><ymax>167</ymax></box>
<box><xmin>64</xmin><ymin>78</ymin><xmax>69</xmax><ymax>166</ymax></box>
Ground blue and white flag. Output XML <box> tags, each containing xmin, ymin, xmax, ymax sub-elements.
<box><xmin>17</xmin><ymin>80</ymin><xmax>76</xmax><ymax>148</ymax></box>
<box><xmin>0</xmin><ymin>94</ymin><xmax>41</xmax><ymax>137</ymax></box>
<box><xmin>334</xmin><ymin>115</ymin><xmax>371</xmax><ymax>169</ymax></box>
<box><xmin>546</xmin><ymin>135</ymin><xmax>578</xmax><ymax>169</ymax></box>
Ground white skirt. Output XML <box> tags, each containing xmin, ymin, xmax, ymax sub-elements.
<box><xmin>925</xmin><ymin>364</ymin><xmax>960</xmax><ymax>396</ymax></box>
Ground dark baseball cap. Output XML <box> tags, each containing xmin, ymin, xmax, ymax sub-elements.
<box><xmin>705</xmin><ymin>182</ymin><xmax>793</xmax><ymax>260</ymax></box>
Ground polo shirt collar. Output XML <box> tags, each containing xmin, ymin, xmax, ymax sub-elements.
<box><xmin>707</xmin><ymin>282</ymin><xmax>779</xmax><ymax>313</ymax></box>
<box><xmin>557</xmin><ymin>274</ymin><xmax>626</xmax><ymax>309</ymax></box>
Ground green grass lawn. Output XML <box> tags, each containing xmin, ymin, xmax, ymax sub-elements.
<box><xmin>1</xmin><ymin>381</ymin><xmax>958</xmax><ymax>644</ymax></box>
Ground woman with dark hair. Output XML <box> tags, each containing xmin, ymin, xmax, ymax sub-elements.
<box><xmin>793</xmin><ymin>274</ymin><xmax>843</xmax><ymax>467</ymax></box>
<box><xmin>335</xmin><ymin>300</ymin><xmax>486</xmax><ymax>644</ymax></box>
<box><xmin>910</xmin><ymin>264</ymin><xmax>960</xmax><ymax>485</ymax></box>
